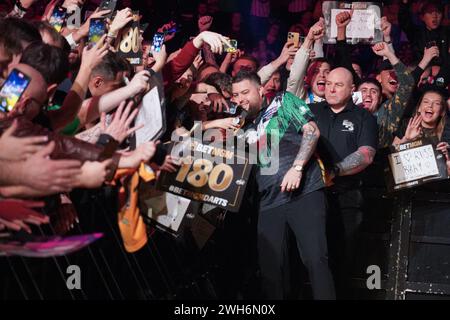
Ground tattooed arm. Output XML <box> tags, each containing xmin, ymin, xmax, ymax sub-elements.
<box><xmin>334</xmin><ymin>146</ymin><xmax>376</xmax><ymax>177</ymax></box>
<box><xmin>294</xmin><ymin>121</ymin><xmax>320</xmax><ymax>166</ymax></box>
<box><xmin>281</xmin><ymin>121</ymin><xmax>320</xmax><ymax>192</ymax></box>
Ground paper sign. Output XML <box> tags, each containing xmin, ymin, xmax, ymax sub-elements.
<box><xmin>389</xmin><ymin>144</ymin><xmax>439</xmax><ymax>184</ymax></box>
<box><xmin>386</xmin><ymin>138</ymin><xmax>449</xmax><ymax>191</ymax></box>
<box><xmin>330</xmin><ymin>8</ymin><xmax>375</xmax><ymax>39</ymax></box>
<box><xmin>323</xmin><ymin>1</ymin><xmax>382</xmax><ymax>44</ymax></box>
<box><xmin>135</xmin><ymin>77</ymin><xmax>165</xmax><ymax>145</ymax></box>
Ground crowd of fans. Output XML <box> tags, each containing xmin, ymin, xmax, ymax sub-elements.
<box><xmin>0</xmin><ymin>0</ymin><xmax>449</xmax><ymax>300</ymax></box>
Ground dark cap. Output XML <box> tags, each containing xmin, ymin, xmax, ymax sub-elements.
<box><xmin>376</xmin><ymin>59</ymin><xmax>393</xmax><ymax>74</ymax></box>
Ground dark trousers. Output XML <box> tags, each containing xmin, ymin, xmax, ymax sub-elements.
<box><xmin>258</xmin><ymin>190</ymin><xmax>336</xmax><ymax>300</ymax></box>
<box><xmin>326</xmin><ymin>188</ymin><xmax>364</xmax><ymax>299</ymax></box>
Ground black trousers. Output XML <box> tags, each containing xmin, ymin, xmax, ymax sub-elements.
<box><xmin>258</xmin><ymin>190</ymin><xmax>336</xmax><ymax>300</ymax></box>
<box><xmin>326</xmin><ymin>188</ymin><xmax>364</xmax><ymax>299</ymax></box>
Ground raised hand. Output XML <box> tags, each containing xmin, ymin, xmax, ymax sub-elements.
<box><xmin>157</xmin><ymin>21</ymin><xmax>177</xmax><ymax>42</ymax></box>
<box><xmin>193</xmin><ymin>31</ymin><xmax>232</xmax><ymax>54</ymax></box>
<box><xmin>101</xmin><ymin>101</ymin><xmax>143</xmax><ymax>144</ymax></box>
<box><xmin>336</xmin><ymin>10</ymin><xmax>353</xmax><ymax>28</ymax></box>
<box><xmin>404</xmin><ymin>114</ymin><xmax>423</xmax><ymax>142</ymax></box>
<box><xmin>109</xmin><ymin>8</ymin><xmax>133</xmax><ymax>36</ymax></box>
<box><xmin>0</xmin><ymin>120</ymin><xmax>48</xmax><ymax>161</ymax></box>
<box><xmin>198</xmin><ymin>15</ymin><xmax>213</xmax><ymax>32</ymax></box>
<box><xmin>80</xmin><ymin>34</ymin><xmax>109</xmax><ymax>70</ymax></box>
<box><xmin>126</xmin><ymin>70</ymin><xmax>151</xmax><ymax>96</ymax></box>
<box><xmin>277</xmin><ymin>42</ymin><xmax>299</xmax><ymax>64</ymax></box>
<box><xmin>307</xmin><ymin>17</ymin><xmax>325</xmax><ymax>41</ymax></box>
<box><xmin>372</xmin><ymin>42</ymin><xmax>391</xmax><ymax>57</ymax></box>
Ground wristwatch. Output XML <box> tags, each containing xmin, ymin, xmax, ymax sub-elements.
<box><xmin>293</xmin><ymin>164</ymin><xmax>303</xmax><ymax>173</ymax></box>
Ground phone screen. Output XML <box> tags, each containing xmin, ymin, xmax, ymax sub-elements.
<box><xmin>151</xmin><ymin>33</ymin><xmax>165</xmax><ymax>52</ymax></box>
<box><xmin>49</xmin><ymin>6</ymin><xmax>67</xmax><ymax>32</ymax></box>
<box><xmin>224</xmin><ymin>39</ymin><xmax>238</xmax><ymax>53</ymax></box>
<box><xmin>0</xmin><ymin>69</ymin><xmax>31</xmax><ymax>113</ymax></box>
<box><xmin>88</xmin><ymin>18</ymin><xmax>106</xmax><ymax>44</ymax></box>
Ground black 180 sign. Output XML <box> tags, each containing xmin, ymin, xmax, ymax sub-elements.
<box><xmin>156</xmin><ymin>140</ymin><xmax>253</xmax><ymax>212</ymax></box>
<box><xmin>116</xmin><ymin>12</ymin><xmax>142</xmax><ymax>65</ymax></box>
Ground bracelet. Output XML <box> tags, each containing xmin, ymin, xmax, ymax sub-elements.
<box><xmin>107</xmin><ymin>30</ymin><xmax>118</xmax><ymax>39</ymax></box>
<box><xmin>385</xmin><ymin>40</ymin><xmax>392</xmax><ymax>44</ymax></box>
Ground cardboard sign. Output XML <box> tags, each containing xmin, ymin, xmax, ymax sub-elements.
<box><xmin>323</xmin><ymin>1</ymin><xmax>382</xmax><ymax>44</ymax></box>
<box><xmin>156</xmin><ymin>140</ymin><xmax>253</xmax><ymax>212</ymax></box>
<box><xmin>116</xmin><ymin>12</ymin><xmax>142</xmax><ymax>65</ymax></box>
<box><xmin>386</xmin><ymin>138</ymin><xmax>449</xmax><ymax>192</ymax></box>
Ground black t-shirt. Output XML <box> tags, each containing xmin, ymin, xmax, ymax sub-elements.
<box><xmin>311</xmin><ymin>101</ymin><xmax>378</xmax><ymax>188</ymax></box>
<box><xmin>249</xmin><ymin>93</ymin><xmax>325</xmax><ymax>211</ymax></box>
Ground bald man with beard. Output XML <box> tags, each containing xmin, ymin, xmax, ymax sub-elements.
<box><xmin>310</xmin><ymin>67</ymin><xmax>378</xmax><ymax>299</ymax></box>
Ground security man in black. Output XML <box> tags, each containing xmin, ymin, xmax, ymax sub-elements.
<box><xmin>310</xmin><ymin>68</ymin><xmax>378</xmax><ymax>299</ymax></box>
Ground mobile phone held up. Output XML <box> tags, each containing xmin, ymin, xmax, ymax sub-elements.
<box><xmin>151</xmin><ymin>33</ymin><xmax>165</xmax><ymax>53</ymax></box>
<box><xmin>49</xmin><ymin>6</ymin><xmax>67</xmax><ymax>32</ymax></box>
<box><xmin>88</xmin><ymin>18</ymin><xmax>107</xmax><ymax>45</ymax></box>
<box><xmin>99</xmin><ymin>0</ymin><xmax>117</xmax><ymax>19</ymax></box>
<box><xmin>287</xmin><ymin>32</ymin><xmax>300</xmax><ymax>48</ymax></box>
<box><xmin>223</xmin><ymin>39</ymin><xmax>238</xmax><ymax>53</ymax></box>
<box><xmin>0</xmin><ymin>69</ymin><xmax>31</xmax><ymax>113</ymax></box>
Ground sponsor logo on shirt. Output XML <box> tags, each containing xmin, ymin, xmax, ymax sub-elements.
<box><xmin>342</xmin><ymin>120</ymin><xmax>354</xmax><ymax>132</ymax></box>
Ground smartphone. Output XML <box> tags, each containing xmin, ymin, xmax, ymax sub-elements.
<box><xmin>49</xmin><ymin>6</ymin><xmax>67</xmax><ymax>32</ymax></box>
<box><xmin>223</xmin><ymin>39</ymin><xmax>238</xmax><ymax>53</ymax></box>
<box><xmin>352</xmin><ymin>91</ymin><xmax>363</xmax><ymax>105</ymax></box>
<box><xmin>99</xmin><ymin>0</ymin><xmax>117</xmax><ymax>19</ymax></box>
<box><xmin>224</xmin><ymin>101</ymin><xmax>238</xmax><ymax>115</ymax></box>
<box><xmin>0</xmin><ymin>69</ymin><xmax>31</xmax><ymax>113</ymax></box>
<box><xmin>88</xmin><ymin>18</ymin><xmax>107</xmax><ymax>45</ymax></box>
<box><xmin>151</xmin><ymin>33</ymin><xmax>165</xmax><ymax>53</ymax></box>
<box><xmin>287</xmin><ymin>32</ymin><xmax>300</xmax><ymax>48</ymax></box>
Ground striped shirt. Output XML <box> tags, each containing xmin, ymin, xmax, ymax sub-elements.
<box><xmin>251</xmin><ymin>0</ymin><xmax>270</xmax><ymax>18</ymax></box>
<box><xmin>288</xmin><ymin>0</ymin><xmax>311</xmax><ymax>13</ymax></box>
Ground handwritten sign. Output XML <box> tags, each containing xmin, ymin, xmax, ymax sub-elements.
<box><xmin>323</xmin><ymin>1</ymin><xmax>382</xmax><ymax>44</ymax></box>
<box><xmin>330</xmin><ymin>8</ymin><xmax>375</xmax><ymax>39</ymax></box>
<box><xmin>386</xmin><ymin>138</ymin><xmax>449</xmax><ymax>191</ymax></box>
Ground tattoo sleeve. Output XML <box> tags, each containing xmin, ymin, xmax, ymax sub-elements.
<box><xmin>76</xmin><ymin>124</ymin><xmax>103</xmax><ymax>144</ymax></box>
<box><xmin>295</xmin><ymin>122</ymin><xmax>319</xmax><ymax>165</ymax></box>
<box><xmin>336</xmin><ymin>146</ymin><xmax>376</xmax><ymax>177</ymax></box>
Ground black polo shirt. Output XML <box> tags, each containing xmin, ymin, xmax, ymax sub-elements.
<box><xmin>311</xmin><ymin>101</ymin><xmax>378</xmax><ymax>188</ymax></box>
